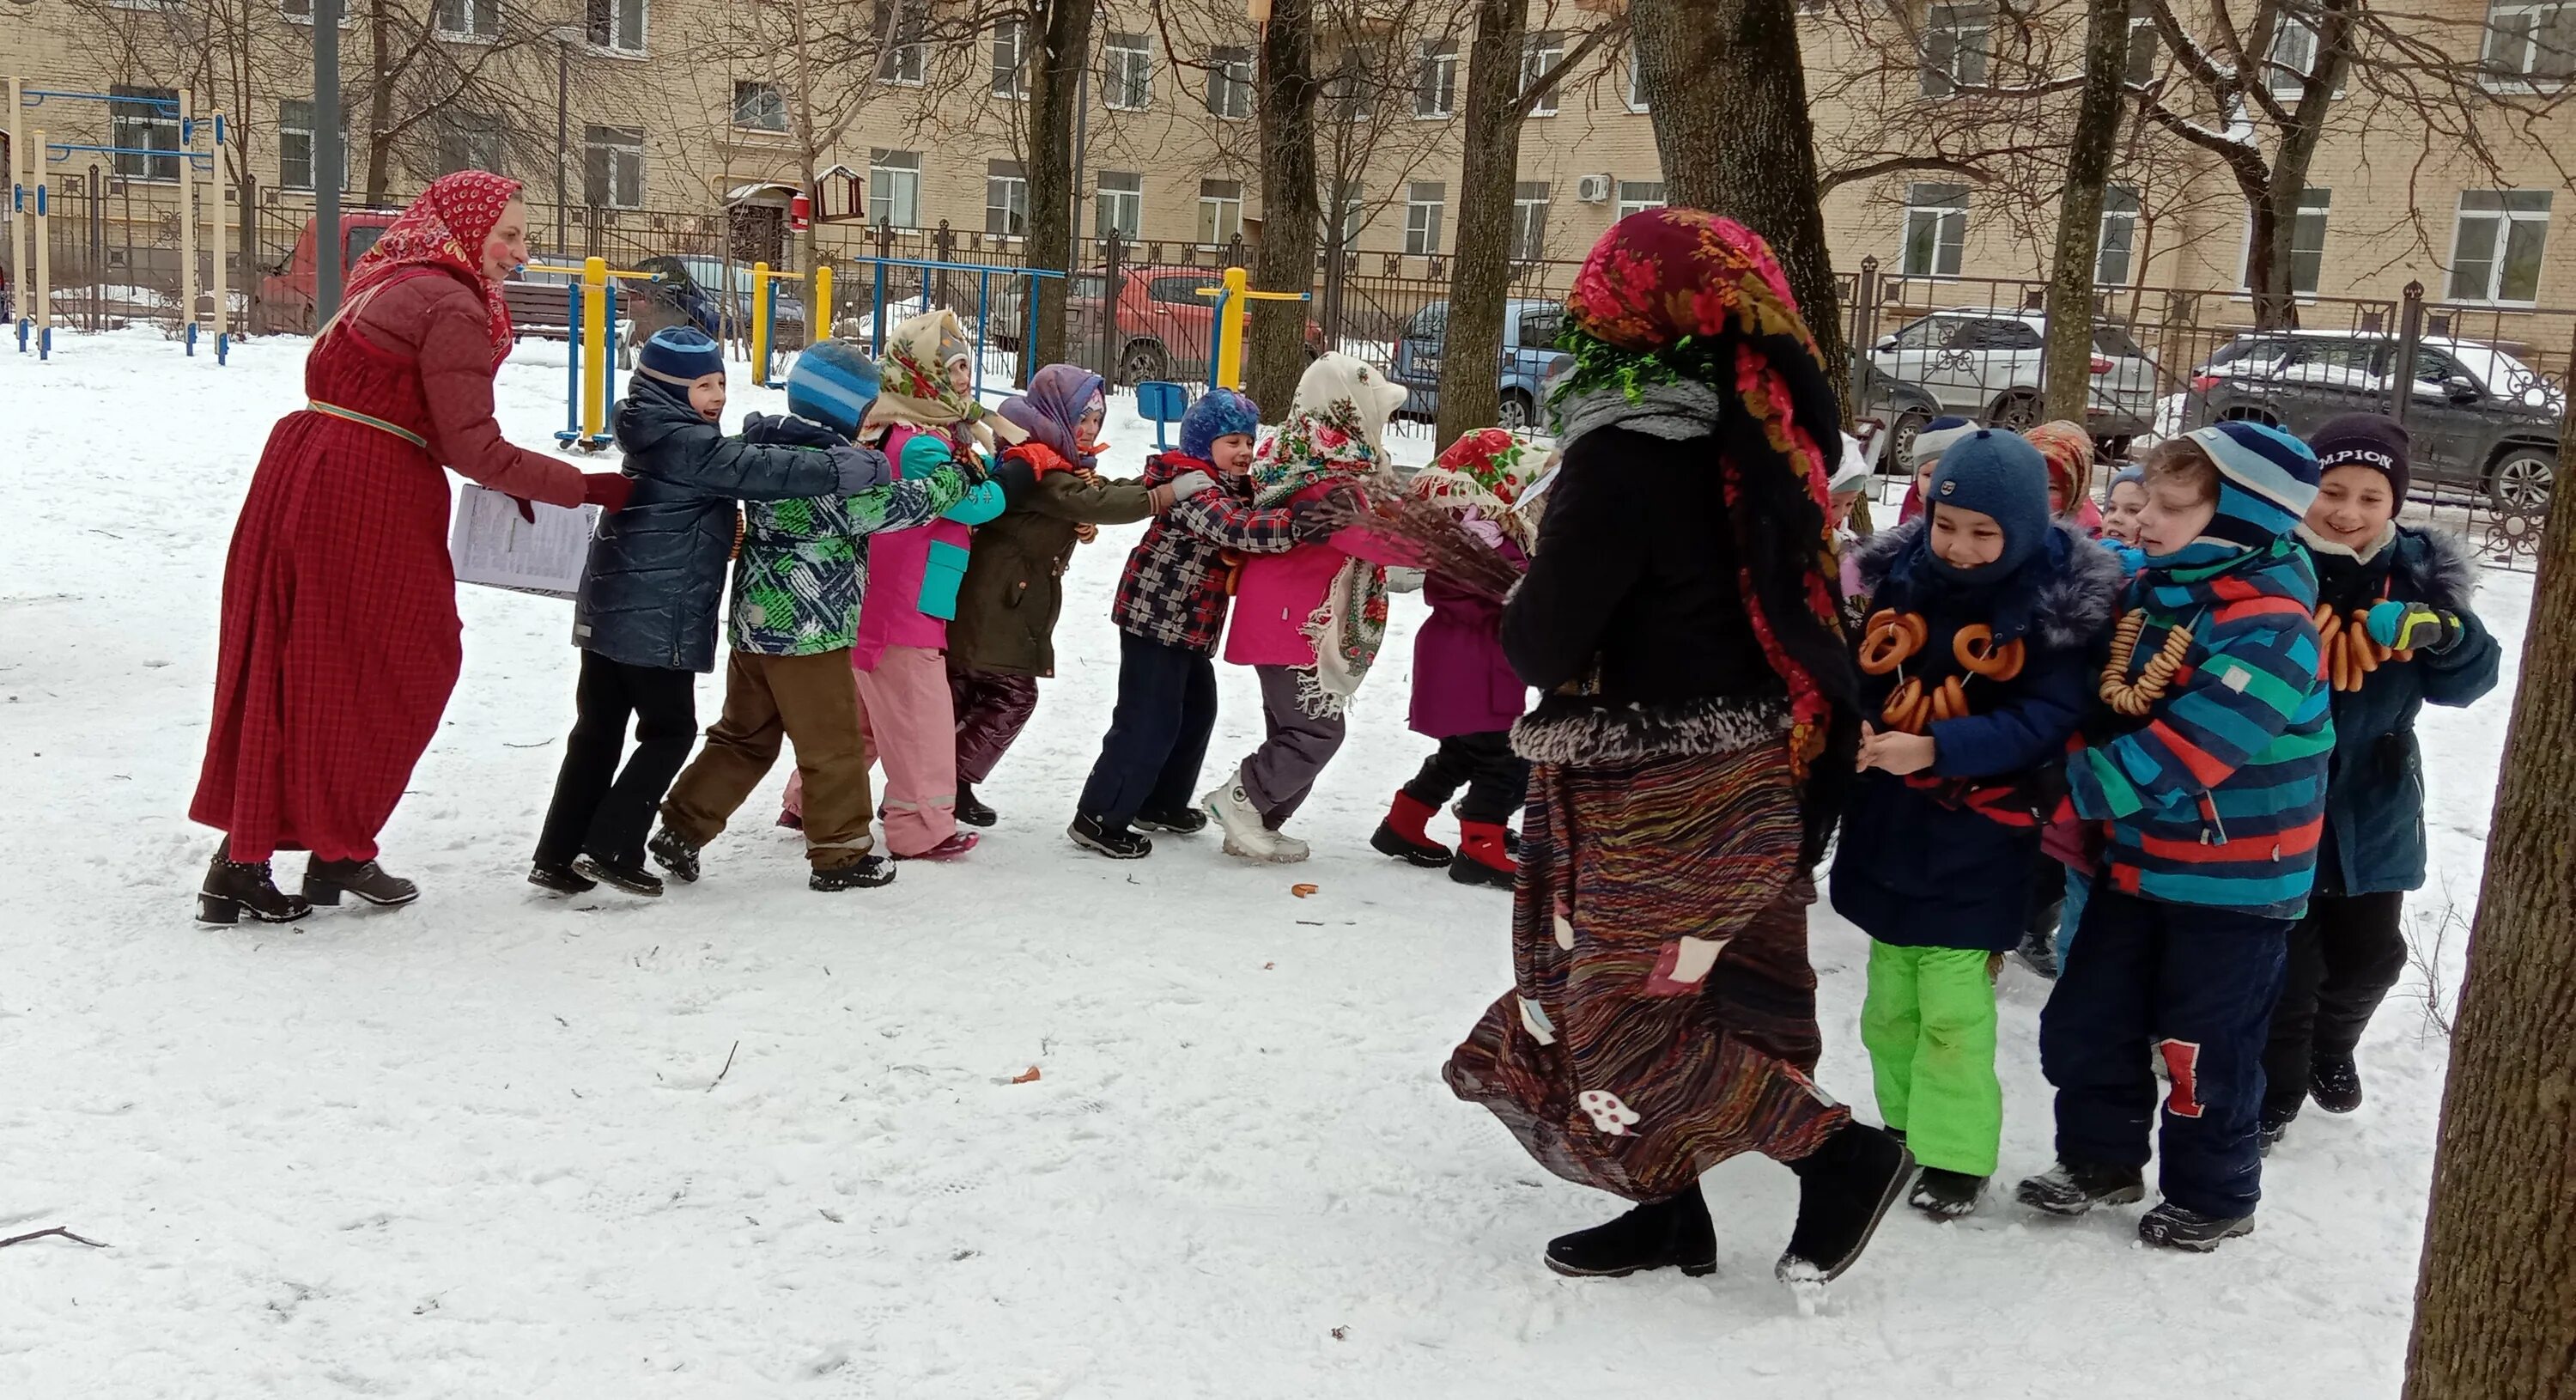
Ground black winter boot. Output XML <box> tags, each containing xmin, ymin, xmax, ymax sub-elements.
<box><xmin>1777</xmin><ymin>1123</ymin><xmax>1914</xmax><ymax>1283</ymax></box>
<box><xmin>810</xmin><ymin>855</ymin><xmax>897</xmax><ymax>891</ymax></box>
<box><xmin>1068</xmin><ymin>813</ymin><xmax>1152</xmax><ymax>860</ymax></box>
<box><xmin>2138</xmin><ymin>1201</ymin><xmax>2256</xmax><ymax>1251</ymax></box>
<box><xmin>647</xmin><ymin>826</ymin><xmax>702</xmax><ymax>883</ymax></box>
<box><xmin>574</xmin><ymin>854</ymin><xmax>664</xmax><ymax>898</ymax></box>
<box><xmin>528</xmin><ymin>861</ymin><xmax>597</xmax><ymax>896</ymax></box>
<box><xmin>1133</xmin><ymin>805</ymin><xmax>1206</xmax><ymax>835</ymax></box>
<box><xmin>303</xmin><ymin>858</ymin><xmax>419</xmax><ymax>909</ymax></box>
<box><xmin>1542</xmin><ymin>1188</ymin><xmax>1717</xmax><ymax>1279</ymax></box>
<box><xmin>197</xmin><ymin>842</ymin><xmax>312</xmax><ymax>925</ymax></box>
<box><xmin>2309</xmin><ymin>1055</ymin><xmax>2364</xmax><ymax>1114</ymax></box>
<box><xmin>2013</xmin><ymin>925</ymin><xmax>2060</xmax><ymax>980</ymax></box>
<box><xmin>2014</xmin><ymin>1160</ymin><xmax>2148</xmax><ymax>1216</ymax></box>
<box><xmin>955</xmin><ymin>782</ymin><xmax>998</xmax><ymax>829</ymax></box>
<box><xmin>1908</xmin><ymin>1166</ymin><xmax>1986</xmax><ymax>1220</ymax></box>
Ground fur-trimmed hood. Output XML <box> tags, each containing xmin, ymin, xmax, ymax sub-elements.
<box><xmin>1851</xmin><ymin>518</ymin><xmax>2126</xmax><ymax>653</ymax></box>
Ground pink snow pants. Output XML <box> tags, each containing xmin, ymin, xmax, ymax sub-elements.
<box><xmin>784</xmin><ymin>642</ymin><xmax>958</xmax><ymax>856</ymax></box>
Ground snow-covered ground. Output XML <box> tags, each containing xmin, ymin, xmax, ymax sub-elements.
<box><xmin>0</xmin><ymin>327</ymin><xmax>2529</xmax><ymax>1397</ymax></box>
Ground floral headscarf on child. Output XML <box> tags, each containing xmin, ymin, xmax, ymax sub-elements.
<box><xmin>1249</xmin><ymin>353</ymin><xmax>1410</xmax><ymax>717</ymax></box>
<box><xmin>865</xmin><ymin>309</ymin><xmax>1024</xmax><ymax>447</ymax></box>
<box><xmin>1411</xmin><ymin>427</ymin><xmax>1545</xmax><ymax>550</ymax></box>
<box><xmin>2026</xmin><ymin>419</ymin><xmax>2099</xmax><ymax>522</ymax></box>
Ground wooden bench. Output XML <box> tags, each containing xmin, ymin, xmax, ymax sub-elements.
<box><xmin>502</xmin><ymin>280</ymin><xmax>577</xmax><ymax>342</ymax></box>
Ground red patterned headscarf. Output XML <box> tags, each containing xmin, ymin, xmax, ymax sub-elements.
<box><xmin>340</xmin><ymin>170</ymin><xmax>522</xmax><ymax>365</ymax></box>
<box><xmin>1552</xmin><ymin>209</ymin><xmax>1857</xmax><ymax>807</ymax></box>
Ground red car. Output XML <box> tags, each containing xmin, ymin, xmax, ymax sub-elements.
<box><xmin>1066</xmin><ymin>265</ymin><xmax>1326</xmax><ymax>385</ymax></box>
<box><xmin>258</xmin><ymin>209</ymin><xmax>402</xmax><ymax>332</ymax></box>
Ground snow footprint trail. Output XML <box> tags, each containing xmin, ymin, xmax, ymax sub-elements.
<box><xmin>0</xmin><ymin>327</ymin><xmax>2524</xmax><ymax>1397</ymax></box>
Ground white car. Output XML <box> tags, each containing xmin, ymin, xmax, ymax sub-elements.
<box><xmin>1868</xmin><ymin>309</ymin><xmax>2158</xmax><ymax>451</ymax></box>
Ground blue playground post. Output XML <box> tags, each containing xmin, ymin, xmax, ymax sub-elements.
<box><xmin>556</xmin><ymin>282</ymin><xmax>586</xmax><ymax>447</ymax></box>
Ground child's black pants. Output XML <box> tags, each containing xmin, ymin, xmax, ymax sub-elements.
<box><xmin>1078</xmin><ymin>631</ymin><xmax>1218</xmax><ymax>826</ymax></box>
<box><xmin>1402</xmin><ymin>731</ymin><xmax>1528</xmax><ymax>826</ymax></box>
<box><xmin>2260</xmin><ymin>891</ymin><xmax>2409</xmax><ymax>1118</ymax></box>
<box><xmin>536</xmin><ymin>649</ymin><xmax>699</xmax><ymax>868</ymax></box>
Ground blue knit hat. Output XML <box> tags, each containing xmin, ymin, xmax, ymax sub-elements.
<box><xmin>787</xmin><ymin>340</ymin><xmax>884</xmax><ymax>438</ymax></box>
<box><xmin>1913</xmin><ymin>415</ymin><xmax>1978</xmax><ymax>468</ymax></box>
<box><xmin>2172</xmin><ymin>421</ymin><xmax>2321</xmax><ymax>562</ymax></box>
<box><xmin>1179</xmin><ymin>387</ymin><xmax>1261</xmax><ymax>463</ymax></box>
<box><xmin>635</xmin><ymin>326</ymin><xmax>726</xmax><ymax>391</ymax></box>
<box><xmin>1925</xmin><ymin>428</ymin><xmax>2052</xmax><ymax>579</ymax></box>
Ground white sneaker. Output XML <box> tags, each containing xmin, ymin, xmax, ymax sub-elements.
<box><xmin>1205</xmin><ymin>782</ymin><xmax>1283</xmax><ymax>861</ymax></box>
<box><xmin>1265</xmin><ymin>829</ymin><xmax>1311</xmax><ymax>863</ymax></box>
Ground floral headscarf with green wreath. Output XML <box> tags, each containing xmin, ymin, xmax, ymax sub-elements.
<box><xmin>1249</xmin><ymin>352</ymin><xmax>1410</xmax><ymax>717</ymax></box>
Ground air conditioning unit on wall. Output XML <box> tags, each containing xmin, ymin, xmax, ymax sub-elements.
<box><xmin>1576</xmin><ymin>173</ymin><xmax>1613</xmax><ymax>204</ymax></box>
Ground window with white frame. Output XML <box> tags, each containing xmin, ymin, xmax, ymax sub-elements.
<box><xmin>1510</xmin><ymin>180</ymin><xmax>1550</xmax><ymax>261</ymax></box>
<box><xmin>1198</xmin><ymin>179</ymin><xmax>1243</xmax><ymax>243</ymax></box>
<box><xmin>2239</xmin><ymin>187</ymin><xmax>2330</xmax><ymax>294</ymax></box>
<box><xmin>877</xmin><ymin>3</ymin><xmax>927</xmax><ymax>84</ymax></box>
<box><xmin>1208</xmin><ymin>46</ymin><xmax>1253</xmax><ymax>118</ymax></box>
<box><xmin>869</xmin><ymin>148</ymin><xmax>920</xmax><ymax>227</ymax></box>
<box><xmin>992</xmin><ymin>19</ymin><xmax>1028</xmax><ymax>97</ymax></box>
<box><xmin>434</xmin><ymin>0</ymin><xmax>500</xmax><ymax>40</ymax></box>
<box><xmin>586</xmin><ymin>0</ymin><xmax>644</xmax><ymax>52</ymax></box>
<box><xmin>1416</xmin><ymin>39</ymin><xmax>1458</xmax><ymax>117</ymax></box>
<box><xmin>584</xmin><ymin>125</ymin><xmax>643</xmax><ymax>208</ymax></box>
<box><xmin>110</xmin><ymin>85</ymin><xmax>179</xmax><ymax>180</ymax></box>
<box><xmin>2450</xmin><ymin>190</ymin><xmax>2553</xmax><ymax>302</ymax></box>
<box><xmin>2266</xmin><ymin>17</ymin><xmax>2323</xmax><ymax>100</ymax></box>
<box><xmin>1615</xmin><ymin>180</ymin><xmax>1667</xmax><ymax>219</ymax></box>
<box><xmin>1405</xmin><ymin>181</ymin><xmax>1444</xmax><ymax>254</ymax></box>
<box><xmin>733</xmin><ymin>81</ymin><xmax>787</xmax><ymax>132</ymax></box>
<box><xmin>2097</xmin><ymin>184</ymin><xmax>2140</xmax><ymax>284</ymax></box>
<box><xmin>1521</xmin><ymin>31</ymin><xmax>1564</xmax><ymax>115</ymax></box>
<box><xmin>1097</xmin><ymin>171</ymin><xmax>1142</xmax><ymax>238</ymax></box>
<box><xmin>1626</xmin><ymin>45</ymin><xmax>1650</xmax><ymax>110</ymax></box>
<box><xmin>1331</xmin><ymin>183</ymin><xmax>1367</xmax><ymax>244</ymax></box>
<box><xmin>2125</xmin><ymin>1</ymin><xmax>2160</xmax><ymax>84</ymax></box>
<box><xmin>1327</xmin><ymin>42</ymin><xmax>1382</xmax><ymax>122</ymax></box>
<box><xmin>1105</xmin><ymin>32</ymin><xmax>1153</xmax><ymax>108</ymax></box>
<box><xmin>2482</xmin><ymin>1</ymin><xmax>2576</xmax><ymax>82</ymax></box>
<box><xmin>1901</xmin><ymin>182</ymin><xmax>1970</xmax><ymax>276</ymax></box>
<box><xmin>1921</xmin><ymin>4</ymin><xmax>1990</xmax><ymax>96</ymax></box>
<box><xmin>436</xmin><ymin>112</ymin><xmax>507</xmax><ymax>176</ymax></box>
<box><xmin>985</xmin><ymin>160</ymin><xmax>1029</xmax><ymax>234</ymax></box>
<box><xmin>277</xmin><ymin>98</ymin><xmax>349</xmax><ymax>191</ymax></box>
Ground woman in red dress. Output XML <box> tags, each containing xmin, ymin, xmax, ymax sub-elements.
<box><xmin>191</xmin><ymin>171</ymin><xmax>629</xmax><ymax>924</ymax></box>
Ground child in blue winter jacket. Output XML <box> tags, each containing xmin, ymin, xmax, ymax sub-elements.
<box><xmin>2019</xmin><ymin>421</ymin><xmax>2329</xmax><ymax>1252</ymax></box>
<box><xmin>1835</xmin><ymin>429</ymin><xmax>2124</xmax><ymax>1219</ymax></box>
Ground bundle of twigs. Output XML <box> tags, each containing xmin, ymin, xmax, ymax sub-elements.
<box><xmin>1311</xmin><ymin>481</ymin><xmax>1525</xmax><ymax>601</ymax></box>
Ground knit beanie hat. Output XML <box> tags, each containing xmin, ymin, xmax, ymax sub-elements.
<box><xmin>2024</xmin><ymin>419</ymin><xmax>2095</xmax><ymax>514</ymax></box>
<box><xmin>635</xmin><ymin>326</ymin><xmax>725</xmax><ymax>389</ymax></box>
<box><xmin>786</xmin><ymin>339</ymin><xmax>883</xmax><ymax>438</ymax></box>
<box><xmin>2106</xmin><ymin>462</ymin><xmax>2145</xmax><ymax>494</ymax></box>
<box><xmin>1913</xmin><ymin>415</ymin><xmax>1978</xmax><ymax>468</ymax></box>
<box><xmin>2178</xmin><ymin>422</ymin><xmax>2322</xmax><ymax>559</ymax></box>
<box><xmin>1178</xmin><ymin>387</ymin><xmax>1261</xmax><ymax>463</ymax></box>
<box><xmin>2306</xmin><ymin>411</ymin><xmax>2411</xmax><ymax>500</ymax></box>
<box><xmin>1828</xmin><ymin>431</ymin><xmax>1874</xmax><ymax>496</ymax></box>
<box><xmin>1925</xmin><ymin>428</ymin><xmax>2052</xmax><ymax>578</ymax></box>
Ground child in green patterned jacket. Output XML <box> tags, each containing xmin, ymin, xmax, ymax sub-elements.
<box><xmin>654</xmin><ymin>344</ymin><xmax>971</xmax><ymax>892</ymax></box>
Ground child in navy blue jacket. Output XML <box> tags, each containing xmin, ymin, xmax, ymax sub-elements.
<box><xmin>1834</xmin><ymin>430</ymin><xmax>2123</xmax><ymax>1218</ymax></box>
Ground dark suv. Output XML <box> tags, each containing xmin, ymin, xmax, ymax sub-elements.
<box><xmin>2185</xmin><ymin>331</ymin><xmax>2561</xmax><ymax>512</ymax></box>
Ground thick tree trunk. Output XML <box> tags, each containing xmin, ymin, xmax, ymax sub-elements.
<box><xmin>1248</xmin><ymin>0</ymin><xmax>1321</xmax><ymax>416</ymax></box>
<box><xmin>2403</xmin><ymin>435</ymin><xmax>2576</xmax><ymax>1400</ymax></box>
<box><xmin>1024</xmin><ymin>0</ymin><xmax>1093</xmax><ymax>368</ymax></box>
<box><xmin>1631</xmin><ymin>0</ymin><xmax>1848</xmax><ymax>418</ymax></box>
<box><xmin>362</xmin><ymin>0</ymin><xmax>393</xmax><ymax>204</ymax></box>
<box><xmin>2040</xmin><ymin>0</ymin><xmax>2129</xmax><ymax>425</ymax></box>
<box><xmin>2251</xmin><ymin>0</ymin><xmax>2357</xmax><ymax>329</ymax></box>
<box><xmin>1432</xmin><ymin>0</ymin><xmax>1528</xmax><ymax>443</ymax></box>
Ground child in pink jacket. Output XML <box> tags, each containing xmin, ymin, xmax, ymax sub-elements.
<box><xmin>1203</xmin><ymin>353</ymin><xmax>1413</xmax><ymax>864</ymax></box>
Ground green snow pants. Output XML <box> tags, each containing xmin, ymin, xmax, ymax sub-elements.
<box><xmin>1861</xmin><ymin>940</ymin><xmax>2003</xmax><ymax>1177</ymax></box>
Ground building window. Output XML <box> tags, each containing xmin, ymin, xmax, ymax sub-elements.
<box><xmin>2483</xmin><ymin>1</ymin><xmax>2576</xmax><ymax>82</ymax></box>
<box><xmin>2124</xmin><ymin>1</ymin><xmax>2160</xmax><ymax>84</ymax></box>
<box><xmin>1405</xmin><ymin>181</ymin><xmax>1444</xmax><ymax>254</ymax></box>
<box><xmin>1331</xmin><ymin>184</ymin><xmax>1367</xmax><ymax>244</ymax></box>
<box><xmin>2097</xmin><ymin>184</ymin><xmax>2140</xmax><ymax>284</ymax></box>
<box><xmin>436</xmin><ymin>113</ymin><xmax>507</xmax><ymax>177</ymax></box>
<box><xmin>1097</xmin><ymin>171</ymin><xmax>1143</xmax><ymax>238</ymax></box>
<box><xmin>1901</xmin><ymin>182</ymin><xmax>1970</xmax><ymax>276</ymax></box>
<box><xmin>2450</xmin><ymin>191</ymin><xmax>2553</xmax><ymax>302</ymax></box>
<box><xmin>2240</xmin><ymin>187</ymin><xmax>2331</xmax><ymax>295</ymax></box>
<box><xmin>282</xmin><ymin>0</ymin><xmax>350</xmax><ymax>23</ymax></box>
<box><xmin>586</xmin><ymin>0</ymin><xmax>644</xmax><ymax>52</ymax></box>
<box><xmin>1521</xmin><ymin>31</ymin><xmax>1564</xmax><ymax>116</ymax></box>
<box><xmin>985</xmin><ymin>160</ymin><xmax>1029</xmax><ymax>235</ymax></box>
<box><xmin>1510</xmin><ymin>180</ymin><xmax>1550</xmax><ymax>261</ymax></box>
<box><xmin>277</xmin><ymin>99</ymin><xmax>348</xmax><ymax>192</ymax></box>
<box><xmin>1327</xmin><ymin>42</ymin><xmax>1382</xmax><ymax>122</ymax></box>
<box><xmin>877</xmin><ymin>3</ymin><xmax>927</xmax><ymax>84</ymax></box>
<box><xmin>434</xmin><ymin>0</ymin><xmax>500</xmax><ymax>39</ymax></box>
<box><xmin>110</xmin><ymin>86</ymin><xmax>179</xmax><ymax>181</ymax></box>
<box><xmin>584</xmin><ymin>125</ymin><xmax>643</xmax><ymax>209</ymax></box>
<box><xmin>732</xmin><ymin>81</ymin><xmax>787</xmax><ymax>132</ymax></box>
<box><xmin>1416</xmin><ymin>40</ymin><xmax>1457</xmax><ymax>117</ymax></box>
<box><xmin>1208</xmin><ymin>46</ymin><xmax>1253</xmax><ymax>119</ymax></box>
<box><xmin>1614</xmin><ymin>180</ymin><xmax>1667</xmax><ymax>220</ymax></box>
<box><xmin>869</xmin><ymin>149</ymin><xmax>920</xmax><ymax>227</ymax></box>
<box><xmin>1105</xmin><ymin>32</ymin><xmax>1153</xmax><ymax>109</ymax></box>
<box><xmin>1626</xmin><ymin>46</ymin><xmax>1650</xmax><ymax>111</ymax></box>
<box><xmin>1198</xmin><ymin>179</ymin><xmax>1243</xmax><ymax>243</ymax></box>
<box><xmin>992</xmin><ymin>19</ymin><xmax>1028</xmax><ymax>97</ymax></box>
<box><xmin>2266</xmin><ymin>18</ymin><xmax>2322</xmax><ymax>100</ymax></box>
<box><xmin>1921</xmin><ymin>4</ymin><xmax>1990</xmax><ymax>97</ymax></box>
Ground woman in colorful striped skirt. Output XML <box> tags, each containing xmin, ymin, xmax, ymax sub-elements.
<box><xmin>190</xmin><ymin>172</ymin><xmax>631</xmax><ymax>924</ymax></box>
<box><xmin>1443</xmin><ymin>209</ymin><xmax>1912</xmax><ymax>1288</ymax></box>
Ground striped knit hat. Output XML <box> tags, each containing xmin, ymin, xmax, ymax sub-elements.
<box><xmin>2172</xmin><ymin>421</ymin><xmax>2321</xmax><ymax>563</ymax></box>
<box><xmin>787</xmin><ymin>339</ymin><xmax>884</xmax><ymax>438</ymax></box>
<box><xmin>635</xmin><ymin>326</ymin><xmax>725</xmax><ymax>387</ymax></box>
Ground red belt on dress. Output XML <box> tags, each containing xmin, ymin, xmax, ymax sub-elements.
<box><xmin>307</xmin><ymin>400</ymin><xmax>428</xmax><ymax>449</ymax></box>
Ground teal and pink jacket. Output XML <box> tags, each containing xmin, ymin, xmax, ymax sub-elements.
<box><xmin>854</xmin><ymin>423</ymin><xmax>1008</xmax><ymax>671</ymax></box>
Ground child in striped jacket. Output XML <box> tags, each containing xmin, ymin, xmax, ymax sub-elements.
<box><xmin>2018</xmin><ymin>421</ymin><xmax>2327</xmax><ymax>1253</ymax></box>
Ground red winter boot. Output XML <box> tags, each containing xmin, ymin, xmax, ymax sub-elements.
<box><xmin>1370</xmin><ymin>791</ymin><xmax>1453</xmax><ymax>867</ymax></box>
<box><xmin>1450</xmin><ymin>821</ymin><xmax>1517</xmax><ymax>889</ymax></box>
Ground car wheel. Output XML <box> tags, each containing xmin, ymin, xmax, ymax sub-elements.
<box><xmin>2485</xmin><ymin>447</ymin><xmax>2556</xmax><ymax>514</ymax></box>
<box><xmin>1888</xmin><ymin>410</ymin><xmax>1929</xmax><ymax>474</ymax></box>
<box><xmin>1498</xmin><ymin>390</ymin><xmax>1534</xmax><ymax>431</ymax></box>
<box><xmin>2105</xmin><ymin>435</ymin><xmax>2136</xmax><ymax>462</ymax></box>
<box><xmin>1119</xmin><ymin>338</ymin><xmax>1170</xmax><ymax>387</ymax></box>
<box><xmin>1988</xmin><ymin>391</ymin><xmax>2042</xmax><ymax>430</ymax></box>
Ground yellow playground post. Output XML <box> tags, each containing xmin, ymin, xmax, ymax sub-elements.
<box><xmin>1197</xmin><ymin>265</ymin><xmax>1309</xmax><ymax>392</ymax></box>
<box><xmin>749</xmin><ymin>262</ymin><xmax>807</xmax><ymax>387</ymax></box>
<box><xmin>580</xmin><ymin>256</ymin><xmax>610</xmax><ymax>445</ymax></box>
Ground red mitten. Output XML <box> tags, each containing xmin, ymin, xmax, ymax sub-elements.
<box><xmin>582</xmin><ymin>472</ymin><xmax>635</xmax><ymax>513</ymax></box>
<box><xmin>1003</xmin><ymin>441</ymin><xmax>1072</xmax><ymax>478</ymax></box>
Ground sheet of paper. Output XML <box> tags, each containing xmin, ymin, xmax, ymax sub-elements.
<box><xmin>448</xmin><ymin>484</ymin><xmax>599</xmax><ymax>600</ymax></box>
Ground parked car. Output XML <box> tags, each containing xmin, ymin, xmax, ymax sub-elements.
<box><xmin>1388</xmin><ymin>298</ymin><xmax>1566</xmax><ymax>431</ymax></box>
<box><xmin>1066</xmin><ymin>265</ymin><xmax>1326</xmax><ymax>385</ymax></box>
<box><xmin>2184</xmin><ymin>329</ymin><xmax>2561</xmax><ymax>512</ymax></box>
<box><xmin>258</xmin><ymin>209</ymin><xmax>402</xmax><ymax>332</ymax></box>
<box><xmin>1868</xmin><ymin>308</ymin><xmax>2156</xmax><ymax>453</ymax></box>
<box><xmin>1850</xmin><ymin>361</ymin><xmax>1946</xmax><ymax>473</ymax></box>
<box><xmin>624</xmin><ymin>255</ymin><xmax>805</xmax><ymax>350</ymax></box>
